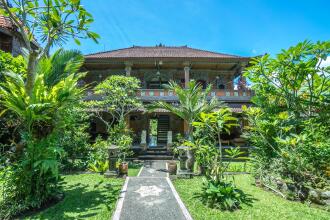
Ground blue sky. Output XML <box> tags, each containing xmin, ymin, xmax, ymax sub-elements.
<box><xmin>62</xmin><ymin>0</ymin><xmax>330</xmax><ymax>57</ymax></box>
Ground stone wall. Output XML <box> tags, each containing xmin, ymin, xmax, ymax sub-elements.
<box><xmin>256</xmin><ymin>176</ymin><xmax>330</xmax><ymax>207</ymax></box>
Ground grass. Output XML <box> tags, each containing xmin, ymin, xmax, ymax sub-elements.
<box><xmin>224</xmin><ymin>161</ymin><xmax>253</xmax><ymax>173</ymax></box>
<box><xmin>0</xmin><ymin>163</ymin><xmax>140</xmax><ymax>219</ymax></box>
<box><xmin>173</xmin><ymin>175</ymin><xmax>329</xmax><ymax>220</ymax></box>
<box><xmin>24</xmin><ymin>174</ymin><xmax>124</xmax><ymax>220</ymax></box>
<box><xmin>23</xmin><ymin>163</ymin><xmax>141</xmax><ymax>219</ymax></box>
<box><xmin>128</xmin><ymin>162</ymin><xmax>142</xmax><ymax>176</ymax></box>
<box><xmin>23</xmin><ymin>164</ymin><xmax>141</xmax><ymax>219</ymax></box>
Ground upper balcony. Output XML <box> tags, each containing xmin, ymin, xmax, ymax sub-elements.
<box><xmin>137</xmin><ymin>89</ymin><xmax>252</xmax><ymax>102</ymax></box>
<box><xmin>84</xmin><ymin>88</ymin><xmax>253</xmax><ymax>102</ymax></box>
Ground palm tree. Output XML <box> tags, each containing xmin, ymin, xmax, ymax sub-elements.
<box><xmin>149</xmin><ymin>80</ymin><xmax>222</xmax><ymax>171</ymax></box>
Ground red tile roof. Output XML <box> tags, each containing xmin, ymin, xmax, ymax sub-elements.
<box><xmin>0</xmin><ymin>15</ymin><xmax>15</xmax><ymax>30</ymax></box>
<box><xmin>85</xmin><ymin>45</ymin><xmax>249</xmax><ymax>59</ymax></box>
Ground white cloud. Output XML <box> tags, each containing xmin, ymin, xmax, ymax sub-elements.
<box><xmin>251</xmin><ymin>49</ymin><xmax>257</xmax><ymax>54</ymax></box>
<box><xmin>320</xmin><ymin>56</ymin><xmax>330</xmax><ymax>68</ymax></box>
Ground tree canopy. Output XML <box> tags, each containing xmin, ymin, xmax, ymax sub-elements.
<box><xmin>0</xmin><ymin>0</ymin><xmax>99</xmax><ymax>95</ymax></box>
<box><xmin>87</xmin><ymin>75</ymin><xmax>142</xmax><ymax>128</ymax></box>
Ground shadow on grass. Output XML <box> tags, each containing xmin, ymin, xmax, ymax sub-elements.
<box><xmin>29</xmin><ymin>180</ymin><xmax>122</xmax><ymax>220</ymax></box>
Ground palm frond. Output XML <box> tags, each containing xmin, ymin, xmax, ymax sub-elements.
<box><xmin>43</xmin><ymin>49</ymin><xmax>84</xmax><ymax>87</ymax></box>
<box><xmin>148</xmin><ymin>80</ymin><xmax>221</xmax><ymax>127</ymax></box>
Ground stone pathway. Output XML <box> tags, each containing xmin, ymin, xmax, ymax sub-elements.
<box><xmin>112</xmin><ymin>160</ymin><xmax>193</xmax><ymax>220</ymax></box>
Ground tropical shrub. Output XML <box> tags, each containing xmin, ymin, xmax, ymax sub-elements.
<box><xmin>59</xmin><ymin>106</ymin><xmax>91</xmax><ymax>171</ymax></box>
<box><xmin>244</xmin><ymin>40</ymin><xmax>330</xmax><ymax>200</ymax></box>
<box><xmin>0</xmin><ymin>50</ymin><xmax>26</xmax><ymax>79</ymax></box>
<box><xmin>0</xmin><ymin>51</ymin><xmax>26</xmax><ymax>164</ymax></box>
<box><xmin>192</xmin><ymin>108</ymin><xmax>239</xmax><ymax>175</ymax></box>
<box><xmin>196</xmin><ymin>148</ymin><xmax>250</xmax><ymax>211</ymax></box>
<box><xmin>192</xmin><ymin>142</ymin><xmax>218</xmax><ymax>171</ymax></box>
<box><xmin>190</xmin><ymin>109</ymin><xmax>250</xmax><ymax>210</ymax></box>
<box><xmin>89</xmin><ymin>136</ymin><xmax>110</xmax><ymax>164</ymax></box>
<box><xmin>88</xmin><ymin>122</ymin><xmax>133</xmax><ymax>170</ymax></box>
<box><xmin>88</xmin><ymin>160</ymin><xmax>109</xmax><ymax>173</ymax></box>
<box><xmin>107</xmin><ymin>122</ymin><xmax>133</xmax><ymax>162</ymax></box>
<box><xmin>0</xmin><ymin>135</ymin><xmax>65</xmax><ymax>218</ymax></box>
<box><xmin>0</xmin><ymin>50</ymin><xmax>86</xmax><ymax>218</ymax></box>
<box><xmin>197</xmin><ymin>179</ymin><xmax>248</xmax><ymax>211</ymax></box>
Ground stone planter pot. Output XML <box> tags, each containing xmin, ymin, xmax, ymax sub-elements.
<box><xmin>119</xmin><ymin>162</ymin><xmax>128</xmax><ymax>175</ymax></box>
<box><xmin>167</xmin><ymin>161</ymin><xmax>177</xmax><ymax>175</ymax></box>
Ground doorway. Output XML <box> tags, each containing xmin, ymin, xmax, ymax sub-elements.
<box><xmin>148</xmin><ymin>119</ymin><xmax>158</xmax><ymax>147</ymax></box>
<box><xmin>148</xmin><ymin>115</ymin><xmax>170</xmax><ymax>148</ymax></box>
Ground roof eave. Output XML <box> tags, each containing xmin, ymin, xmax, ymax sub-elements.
<box><xmin>84</xmin><ymin>56</ymin><xmax>252</xmax><ymax>63</ymax></box>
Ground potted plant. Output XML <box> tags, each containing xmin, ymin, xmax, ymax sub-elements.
<box><xmin>118</xmin><ymin>158</ymin><xmax>129</xmax><ymax>175</ymax></box>
<box><xmin>167</xmin><ymin>134</ymin><xmax>185</xmax><ymax>175</ymax></box>
<box><xmin>117</xmin><ymin>134</ymin><xmax>133</xmax><ymax>176</ymax></box>
<box><xmin>167</xmin><ymin>160</ymin><xmax>177</xmax><ymax>175</ymax></box>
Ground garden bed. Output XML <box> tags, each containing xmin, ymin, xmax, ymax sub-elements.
<box><xmin>173</xmin><ymin>174</ymin><xmax>329</xmax><ymax>220</ymax></box>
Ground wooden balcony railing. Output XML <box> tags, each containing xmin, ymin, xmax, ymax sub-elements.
<box><xmin>85</xmin><ymin>89</ymin><xmax>253</xmax><ymax>101</ymax></box>
<box><xmin>137</xmin><ymin>89</ymin><xmax>253</xmax><ymax>97</ymax></box>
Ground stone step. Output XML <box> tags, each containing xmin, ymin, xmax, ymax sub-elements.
<box><xmin>138</xmin><ymin>155</ymin><xmax>173</xmax><ymax>160</ymax></box>
<box><xmin>145</xmin><ymin>151</ymin><xmax>170</xmax><ymax>155</ymax></box>
<box><xmin>147</xmin><ymin>147</ymin><xmax>168</xmax><ymax>151</ymax></box>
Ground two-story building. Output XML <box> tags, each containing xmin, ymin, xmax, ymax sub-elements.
<box><xmin>83</xmin><ymin>45</ymin><xmax>252</xmax><ymax>157</ymax></box>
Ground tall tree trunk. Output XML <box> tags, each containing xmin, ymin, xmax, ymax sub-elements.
<box><xmin>25</xmin><ymin>52</ymin><xmax>38</xmax><ymax>96</ymax></box>
<box><xmin>186</xmin><ymin>123</ymin><xmax>195</xmax><ymax>172</ymax></box>
<box><xmin>217</xmin><ymin>132</ymin><xmax>223</xmax><ymax>181</ymax></box>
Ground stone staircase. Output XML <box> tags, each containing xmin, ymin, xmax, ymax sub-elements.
<box><xmin>138</xmin><ymin>147</ymin><xmax>173</xmax><ymax>160</ymax></box>
<box><xmin>157</xmin><ymin>115</ymin><xmax>169</xmax><ymax>146</ymax></box>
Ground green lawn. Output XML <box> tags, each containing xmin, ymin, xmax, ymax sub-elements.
<box><xmin>23</xmin><ymin>164</ymin><xmax>141</xmax><ymax>219</ymax></box>
<box><xmin>128</xmin><ymin>162</ymin><xmax>142</xmax><ymax>176</ymax></box>
<box><xmin>173</xmin><ymin>175</ymin><xmax>329</xmax><ymax>220</ymax></box>
<box><xmin>24</xmin><ymin>174</ymin><xmax>124</xmax><ymax>220</ymax></box>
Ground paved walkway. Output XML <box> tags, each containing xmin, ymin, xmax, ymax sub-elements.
<box><xmin>112</xmin><ymin>160</ymin><xmax>193</xmax><ymax>220</ymax></box>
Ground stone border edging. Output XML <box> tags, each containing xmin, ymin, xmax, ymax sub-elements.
<box><xmin>165</xmin><ymin>162</ymin><xmax>170</xmax><ymax>177</ymax></box>
<box><xmin>137</xmin><ymin>166</ymin><xmax>143</xmax><ymax>177</ymax></box>
<box><xmin>166</xmin><ymin>177</ymin><xmax>193</xmax><ymax>220</ymax></box>
<box><xmin>112</xmin><ymin>177</ymin><xmax>130</xmax><ymax>220</ymax></box>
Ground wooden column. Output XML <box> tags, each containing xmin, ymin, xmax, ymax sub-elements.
<box><xmin>184</xmin><ymin>66</ymin><xmax>190</xmax><ymax>88</ymax></box>
<box><xmin>125</xmin><ymin>62</ymin><xmax>132</xmax><ymax>76</ymax></box>
<box><xmin>183</xmin><ymin>64</ymin><xmax>191</xmax><ymax>135</ymax></box>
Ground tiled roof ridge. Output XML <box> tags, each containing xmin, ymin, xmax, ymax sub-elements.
<box><xmin>85</xmin><ymin>45</ymin><xmax>247</xmax><ymax>58</ymax></box>
<box><xmin>185</xmin><ymin>46</ymin><xmax>243</xmax><ymax>58</ymax></box>
<box><xmin>85</xmin><ymin>45</ymin><xmax>187</xmax><ymax>56</ymax></box>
